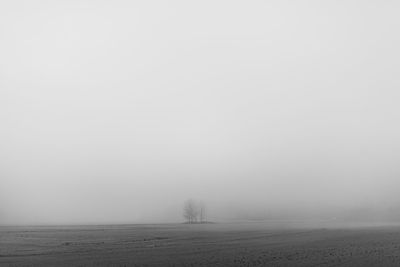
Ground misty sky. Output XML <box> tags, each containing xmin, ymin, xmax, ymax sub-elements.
<box><xmin>1</xmin><ymin>0</ymin><xmax>400</xmax><ymax>224</ymax></box>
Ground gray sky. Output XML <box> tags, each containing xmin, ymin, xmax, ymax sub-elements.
<box><xmin>1</xmin><ymin>0</ymin><xmax>400</xmax><ymax>224</ymax></box>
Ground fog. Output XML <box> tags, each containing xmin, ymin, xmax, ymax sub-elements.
<box><xmin>1</xmin><ymin>0</ymin><xmax>400</xmax><ymax>225</ymax></box>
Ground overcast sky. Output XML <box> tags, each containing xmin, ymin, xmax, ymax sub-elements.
<box><xmin>1</xmin><ymin>0</ymin><xmax>400</xmax><ymax>224</ymax></box>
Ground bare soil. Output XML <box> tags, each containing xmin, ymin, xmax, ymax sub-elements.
<box><xmin>1</xmin><ymin>223</ymin><xmax>400</xmax><ymax>266</ymax></box>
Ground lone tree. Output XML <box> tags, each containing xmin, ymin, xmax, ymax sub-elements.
<box><xmin>183</xmin><ymin>199</ymin><xmax>206</xmax><ymax>223</ymax></box>
<box><xmin>183</xmin><ymin>199</ymin><xmax>198</xmax><ymax>223</ymax></box>
<box><xmin>199</xmin><ymin>201</ymin><xmax>206</xmax><ymax>223</ymax></box>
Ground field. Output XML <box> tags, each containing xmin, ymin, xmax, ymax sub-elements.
<box><xmin>2</xmin><ymin>223</ymin><xmax>400</xmax><ymax>266</ymax></box>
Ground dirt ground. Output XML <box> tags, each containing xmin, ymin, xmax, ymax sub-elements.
<box><xmin>1</xmin><ymin>223</ymin><xmax>400</xmax><ymax>266</ymax></box>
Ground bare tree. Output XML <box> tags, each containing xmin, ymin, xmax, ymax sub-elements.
<box><xmin>183</xmin><ymin>199</ymin><xmax>198</xmax><ymax>223</ymax></box>
<box><xmin>183</xmin><ymin>199</ymin><xmax>206</xmax><ymax>223</ymax></box>
<box><xmin>199</xmin><ymin>201</ymin><xmax>206</xmax><ymax>223</ymax></box>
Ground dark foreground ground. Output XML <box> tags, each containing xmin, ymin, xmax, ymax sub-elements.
<box><xmin>2</xmin><ymin>223</ymin><xmax>400</xmax><ymax>267</ymax></box>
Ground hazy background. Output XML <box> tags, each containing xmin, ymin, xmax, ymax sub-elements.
<box><xmin>1</xmin><ymin>0</ymin><xmax>400</xmax><ymax>225</ymax></box>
